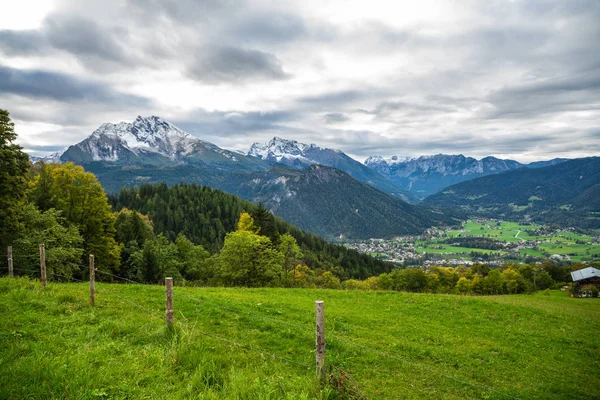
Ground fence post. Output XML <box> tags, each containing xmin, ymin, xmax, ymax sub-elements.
<box><xmin>315</xmin><ymin>300</ymin><xmax>326</xmax><ymax>380</ymax></box>
<box><xmin>39</xmin><ymin>244</ymin><xmax>46</xmax><ymax>287</ymax></box>
<box><xmin>8</xmin><ymin>246</ymin><xmax>13</xmax><ymax>277</ymax></box>
<box><xmin>89</xmin><ymin>254</ymin><xmax>95</xmax><ymax>306</ymax></box>
<box><xmin>165</xmin><ymin>277</ymin><xmax>174</xmax><ymax>328</ymax></box>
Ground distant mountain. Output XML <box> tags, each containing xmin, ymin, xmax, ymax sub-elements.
<box><xmin>59</xmin><ymin>116</ymin><xmax>268</xmax><ymax>171</ymax></box>
<box><xmin>364</xmin><ymin>154</ymin><xmax>568</xmax><ymax>198</ymax></box>
<box><xmin>86</xmin><ymin>162</ymin><xmax>458</xmax><ymax>239</ymax></box>
<box><xmin>423</xmin><ymin>157</ymin><xmax>600</xmax><ymax>229</ymax></box>
<box><xmin>248</xmin><ymin>137</ymin><xmax>413</xmax><ymax>201</ymax></box>
<box><xmin>234</xmin><ymin>164</ymin><xmax>459</xmax><ymax>239</ymax></box>
<box><xmin>36</xmin><ymin>117</ymin><xmax>450</xmax><ymax>238</ymax></box>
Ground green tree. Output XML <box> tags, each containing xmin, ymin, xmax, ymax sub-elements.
<box><xmin>483</xmin><ymin>269</ymin><xmax>505</xmax><ymax>294</ymax></box>
<box><xmin>237</xmin><ymin>212</ymin><xmax>259</xmax><ymax>233</ymax></box>
<box><xmin>129</xmin><ymin>234</ymin><xmax>183</xmax><ymax>283</ymax></box>
<box><xmin>175</xmin><ymin>234</ymin><xmax>210</xmax><ymax>281</ymax></box>
<box><xmin>277</xmin><ymin>233</ymin><xmax>303</xmax><ymax>285</ymax></box>
<box><xmin>115</xmin><ymin>208</ymin><xmax>155</xmax><ymax>246</ymax></box>
<box><xmin>0</xmin><ymin>109</ymin><xmax>30</xmax><ymax>251</ymax></box>
<box><xmin>13</xmin><ymin>204</ymin><xmax>84</xmax><ymax>279</ymax></box>
<box><xmin>378</xmin><ymin>273</ymin><xmax>394</xmax><ymax>290</ymax></box>
<box><xmin>535</xmin><ymin>270</ymin><xmax>554</xmax><ymax>290</ymax></box>
<box><xmin>28</xmin><ymin>162</ymin><xmax>121</xmax><ymax>273</ymax></box>
<box><xmin>316</xmin><ymin>271</ymin><xmax>341</xmax><ymax>289</ymax></box>
<box><xmin>291</xmin><ymin>264</ymin><xmax>316</xmax><ymax>288</ymax></box>
<box><xmin>251</xmin><ymin>202</ymin><xmax>278</xmax><ymax>242</ymax></box>
<box><xmin>217</xmin><ymin>230</ymin><xmax>283</xmax><ymax>287</ymax></box>
<box><xmin>392</xmin><ymin>268</ymin><xmax>429</xmax><ymax>292</ymax></box>
<box><xmin>455</xmin><ymin>277</ymin><xmax>472</xmax><ymax>294</ymax></box>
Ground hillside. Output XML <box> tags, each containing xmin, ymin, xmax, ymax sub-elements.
<box><xmin>96</xmin><ymin>164</ymin><xmax>456</xmax><ymax>239</ymax></box>
<box><xmin>423</xmin><ymin>157</ymin><xmax>600</xmax><ymax>228</ymax></box>
<box><xmin>110</xmin><ymin>183</ymin><xmax>394</xmax><ymax>279</ymax></box>
<box><xmin>1</xmin><ymin>278</ymin><xmax>598</xmax><ymax>399</ymax></box>
<box><xmin>235</xmin><ymin>165</ymin><xmax>459</xmax><ymax>239</ymax></box>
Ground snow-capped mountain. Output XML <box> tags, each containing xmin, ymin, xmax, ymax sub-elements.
<box><xmin>59</xmin><ymin>116</ymin><xmax>268</xmax><ymax>171</ymax></box>
<box><xmin>30</xmin><ymin>148</ymin><xmax>66</xmax><ymax>163</ymax></box>
<box><xmin>248</xmin><ymin>137</ymin><xmax>326</xmax><ymax>166</ymax></box>
<box><xmin>364</xmin><ymin>154</ymin><xmax>567</xmax><ymax>198</ymax></box>
<box><xmin>247</xmin><ymin>137</ymin><xmax>412</xmax><ymax>200</ymax></box>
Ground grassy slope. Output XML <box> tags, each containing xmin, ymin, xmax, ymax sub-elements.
<box><xmin>0</xmin><ymin>277</ymin><xmax>599</xmax><ymax>399</ymax></box>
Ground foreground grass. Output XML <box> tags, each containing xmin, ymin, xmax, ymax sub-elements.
<box><xmin>0</xmin><ymin>278</ymin><xmax>598</xmax><ymax>399</ymax></box>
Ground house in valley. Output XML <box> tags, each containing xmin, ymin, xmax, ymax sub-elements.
<box><xmin>570</xmin><ymin>267</ymin><xmax>600</xmax><ymax>297</ymax></box>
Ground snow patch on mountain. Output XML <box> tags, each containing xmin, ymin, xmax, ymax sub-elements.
<box><xmin>247</xmin><ymin>137</ymin><xmax>320</xmax><ymax>164</ymax></box>
<box><xmin>364</xmin><ymin>154</ymin><xmax>521</xmax><ymax>177</ymax></box>
<box><xmin>83</xmin><ymin>116</ymin><xmax>199</xmax><ymax>160</ymax></box>
<box><xmin>61</xmin><ymin>115</ymin><xmax>244</xmax><ymax>164</ymax></box>
<box><xmin>29</xmin><ymin>148</ymin><xmax>67</xmax><ymax>163</ymax></box>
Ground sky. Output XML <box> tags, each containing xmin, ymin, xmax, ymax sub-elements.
<box><xmin>1</xmin><ymin>0</ymin><xmax>599</xmax><ymax>163</ymax></box>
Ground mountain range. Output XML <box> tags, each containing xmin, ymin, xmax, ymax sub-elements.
<box><xmin>247</xmin><ymin>137</ymin><xmax>411</xmax><ymax>200</ymax></box>
<box><xmin>37</xmin><ymin>116</ymin><xmax>459</xmax><ymax>238</ymax></box>
<box><xmin>56</xmin><ymin>116</ymin><xmax>267</xmax><ymax>171</ymax></box>
<box><xmin>29</xmin><ymin>115</ymin><xmax>594</xmax><ymax>236</ymax></box>
<box><xmin>364</xmin><ymin>154</ymin><xmax>568</xmax><ymax>198</ymax></box>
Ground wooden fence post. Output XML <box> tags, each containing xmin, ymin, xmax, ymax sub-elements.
<box><xmin>89</xmin><ymin>254</ymin><xmax>95</xmax><ymax>306</ymax></box>
<box><xmin>8</xmin><ymin>246</ymin><xmax>13</xmax><ymax>278</ymax></box>
<box><xmin>315</xmin><ymin>300</ymin><xmax>326</xmax><ymax>379</ymax></box>
<box><xmin>165</xmin><ymin>277</ymin><xmax>174</xmax><ymax>328</ymax></box>
<box><xmin>39</xmin><ymin>244</ymin><xmax>46</xmax><ymax>287</ymax></box>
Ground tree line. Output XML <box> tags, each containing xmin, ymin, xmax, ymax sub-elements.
<box><xmin>341</xmin><ymin>260</ymin><xmax>594</xmax><ymax>295</ymax></box>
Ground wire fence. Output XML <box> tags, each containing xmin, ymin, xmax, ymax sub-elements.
<box><xmin>1</xmin><ymin>248</ymin><xmax>522</xmax><ymax>400</ymax></box>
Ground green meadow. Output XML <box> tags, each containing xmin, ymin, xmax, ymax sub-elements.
<box><xmin>1</xmin><ymin>277</ymin><xmax>599</xmax><ymax>399</ymax></box>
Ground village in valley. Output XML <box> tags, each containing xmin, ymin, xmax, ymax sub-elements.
<box><xmin>341</xmin><ymin>219</ymin><xmax>600</xmax><ymax>266</ymax></box>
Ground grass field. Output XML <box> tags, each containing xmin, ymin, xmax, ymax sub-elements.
<box><xmin>433</xmin><ymin>221</ymin><xmax>600</xmax><ymax>261</ymax></box>
<box><xmin>1</xmin><ymin>277</ymin><xmax>599</xmax><ymax>399</ymax></box>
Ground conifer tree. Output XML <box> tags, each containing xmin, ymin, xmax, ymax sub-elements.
<box><xmin>0</xmin><ymin>109</ymin><xmax>30</xmax><ymax>250</ymax></box>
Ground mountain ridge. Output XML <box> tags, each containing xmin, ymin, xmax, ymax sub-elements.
<box><xmin>364</xmin><ymin>153</ymin><xmax>568</xmax><ymax>197</ymax></box>
<box><xmin>247</xmin><ymin>136</ymin><xmax>413</xmax><ymax>200</ymax></box>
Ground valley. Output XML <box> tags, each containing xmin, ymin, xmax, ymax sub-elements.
<box><xmin>343</xmin><ymin>219</ymin><xmax>600</xmax><ymax>266</ymax></box>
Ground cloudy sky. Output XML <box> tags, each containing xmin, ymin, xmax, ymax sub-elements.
<box><xmin>1</xmin><ymin>0</ymin><xmax>599</xmax><ymax>162</ymax></box>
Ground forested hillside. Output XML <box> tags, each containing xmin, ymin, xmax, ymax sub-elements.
<box><xmin>109</xmin><ymin>183</ymin><xmax>394</xmax><ymax>279</ymax></box>
<box><xmin>88</xmin><ymin>163</ymin><xmax>457</xmax><ymax>239</ymax></box>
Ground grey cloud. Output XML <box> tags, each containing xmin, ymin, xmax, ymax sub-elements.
<box><xmin>43</xmin><ymin>13</ymin><xmax>132</xmax><ymax>67</ymax></box>
<box><xmin>126</xmin><ymin>0</ymin><xmax>235</xmax><ymax>24</ymax></box>
<box><xmin>227</xmin><ymin>13</ymin><xmax>306</xmax><ymax>44</ymax></box>
<box><xmin>0</xmin><ymin>65</ymin><xmax>150</xmax><ymax>106</ymax></box>
<box><xmin>174</xmin><ymin>109</ymin><xmax>298</xmax><ymax>136</ymax></box>
<box><xmin>371</xmin><ymin>100</ymin><xmax>459</xmax><ymax>116</ymax></box>
<box><xmin>187</xmin><ymin>46</ymin><xmax>290</xmax><ymax>84</ymax></box>
<box><xmin>298</xmin><ymin>90</ymin><xmax>382</xmax><ymax>107</ymax></box>
<box><xmin>484</xmin><ymin>70</ymin><xmax>600</xmax><ymax>119</ymax></box>
<box><xmin>323</xmin><ymin>113</ymin><xmax>348</xmax><ymax>124</ymax></box>
<box><xmin>0</xmin><ymin>30</ymin><xmax>46</xmax><ymax>55</ymax></box>
<box><xmin>0</xmin><ymin>13</ymin><xmax>135</xmax><ymax>72</ymax></box>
